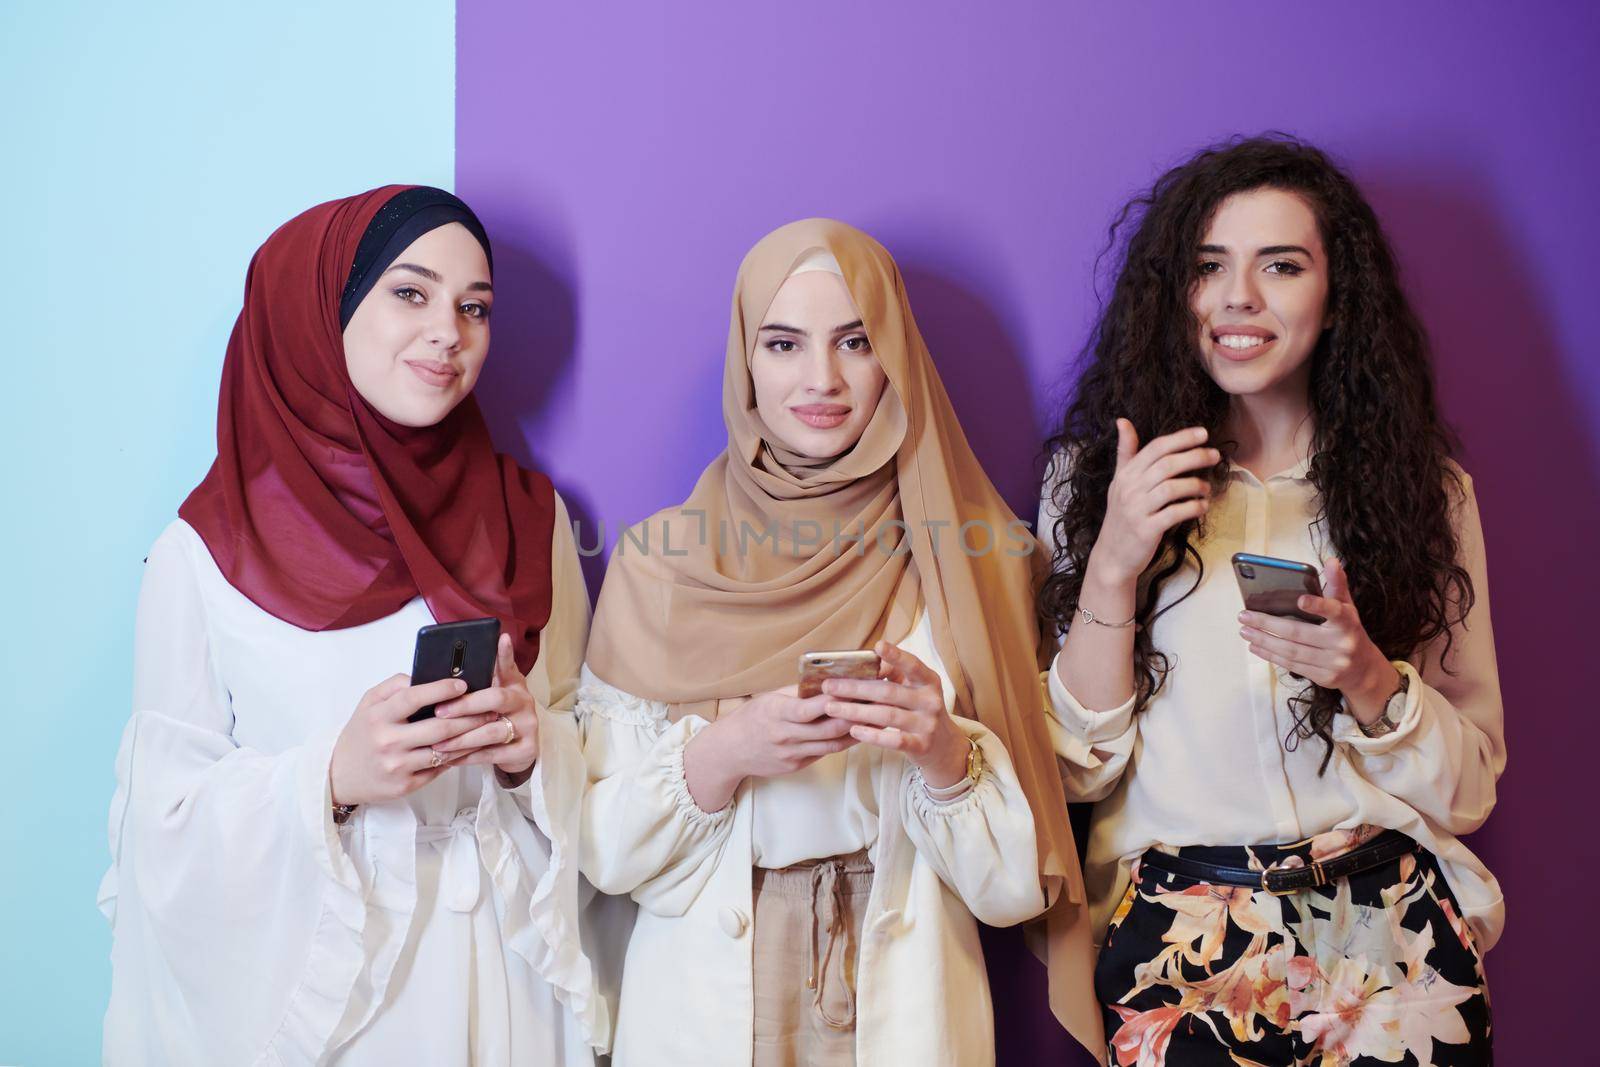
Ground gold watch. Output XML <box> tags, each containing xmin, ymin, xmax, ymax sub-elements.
<box><xmin>964</xmin><ymin>735</ymin><xmax>985</xmax><ymax>784</ymax></box>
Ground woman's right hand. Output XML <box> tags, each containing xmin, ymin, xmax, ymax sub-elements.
<box><xmin>681</xmin><ymin>687</ymin><xmax>855</xmax><ymax>812</ymax></box>
<box><xmin>1087</xmin><ymin>420</ymin><xmax>1220</xmax><ymax>588</ymax></box>
<box><xmin>329</xmin><ymin>674</ymin><xmax>504</xmax><ymax>808</ymax></box>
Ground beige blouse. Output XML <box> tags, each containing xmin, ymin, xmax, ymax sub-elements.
<box><xmin>1039</xmin><ymin>456</ymin><xmax>1507</xmax><ymax>952</ymax></box>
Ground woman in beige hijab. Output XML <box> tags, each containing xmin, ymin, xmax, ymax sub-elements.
<box><xmin>578</xmin><ymin>219</ymin><xmax>1102</xmax><ymax>1066</ymax></box>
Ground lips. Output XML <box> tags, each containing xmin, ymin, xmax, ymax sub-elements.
<box><xmin>405</xmin><ymin>359</ymin><xmax>460</xmax><ymax>387</ymax></box>
<box><xmin>790</xmin><ymin>403</ymin><xmax>851</xmax><ymax>429</ymax></box>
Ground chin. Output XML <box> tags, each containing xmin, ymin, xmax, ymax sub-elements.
<box><xmin>384</xmin><ymin>397</ymin><xmax>460</xmax><ymax>429</ymax></box>
<box><xmin>1204</xmin><ymin>358</ymin><xmax>1291</xmax><ymax>398</ymax></box>
<box><xmin>772</xmin><ymin>432</ymin><xmax>837</xmax><ymax>461</ymax></box>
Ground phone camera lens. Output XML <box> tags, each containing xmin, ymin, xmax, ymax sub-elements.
<box><xmin>1239</xmin><ymin>564</ymin><xmax>1256</xmax><ymax>579</ymax></box>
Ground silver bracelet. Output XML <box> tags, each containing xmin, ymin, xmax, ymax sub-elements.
<box><xmin>1076</xmin><ymin>604</ymin><xmax>1137</xmax><ymax>629</ymax></box>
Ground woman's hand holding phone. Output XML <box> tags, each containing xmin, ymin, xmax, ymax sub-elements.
<box><xmin>682</xmin><ymin>687</ymin><xmax>855</xmax><ymax>813</ymax></box>
<box><xmin>820</xmin><ymin>641</ymin><xmax>970</xmax><ymax>788</ymax></box>
<box><xmin>330</xmin><ymin>676</ymin><xmax>502</xmax><ymax>808</ymax></box>
<box><xmin>1237</xmin><ymin>558</ymin><xmax>1401</xmax><ymax>725</ymax></box>
<box><xmin>430</xmin><ymin>634</ymin><xmax>542</xmax><ymax>786</ymax></box>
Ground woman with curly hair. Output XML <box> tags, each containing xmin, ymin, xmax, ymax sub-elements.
<box><xmin>1039</xmin><ymin>136</ymin><xmax>1503</xmax><ymax>1065</ymax></box>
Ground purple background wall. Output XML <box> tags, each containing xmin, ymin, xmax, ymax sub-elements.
<box><xmin>458</xmin><ymin>3</ymin><xmax>1599</xmax><ymax>1060</ymax></box>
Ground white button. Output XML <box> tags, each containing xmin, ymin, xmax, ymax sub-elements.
<box><xmin>718</xmin><ymin>906</ymin><xmax>748</xmax><ymax>938</ymax></box>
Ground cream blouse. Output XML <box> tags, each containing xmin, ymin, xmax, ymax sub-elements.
<box><xmin>1040</xmin><ymin>456</ymin><xmax>1507</xmax><ymax>952</ymax></box>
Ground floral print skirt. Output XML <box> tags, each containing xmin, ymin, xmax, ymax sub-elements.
<box><xmin>1095</xmin><ymin>826</ymin><xmax>1492</xmax><ymax>1066</ymax></box>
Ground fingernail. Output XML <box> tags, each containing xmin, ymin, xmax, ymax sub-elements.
<box><xmin>454</xmin><ymin>680</ymin><xmax>468</xmax><ymax>692</ymax></box>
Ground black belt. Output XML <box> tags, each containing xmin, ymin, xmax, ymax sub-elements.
<box><xmin>1139</xmin><ymin>831</ymin><xmax>1418</xmax><ymax>897</ymax></box>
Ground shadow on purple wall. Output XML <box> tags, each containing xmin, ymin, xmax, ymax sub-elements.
<box><xmin>899</xmin><ymin>265</ymin><xmax>1048</xmax><ymax>517</ymax></box>
<box><xmin>472</xmin><ymin>236</ymin><xmax>614</xmax><ymax>592</ymax></box>
<box><xmin>900</xmin><ymin>261</ymin><xmax>1099</xmax><ymax>1063</ymax></box>
<box><xmin>1366</xmin><ymin>166</ymin><xmax>1600</xmax><ymax>1062</ymax></box>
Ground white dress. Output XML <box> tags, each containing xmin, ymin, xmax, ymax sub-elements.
<box><xmin>99</xmin><ymin>494</ymin><xmax>608</xmax><ymax>1067</ymax></box>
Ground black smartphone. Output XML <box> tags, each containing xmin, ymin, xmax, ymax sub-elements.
<box><xmin>408</xmin><ymin>617</ymin><xmax>501</xmax><ymax>722</ymax></box>
<box><xmin>1231</xmin><ymin>553</ymin><xmax>1324</xmax><ymax>624</ymax></box>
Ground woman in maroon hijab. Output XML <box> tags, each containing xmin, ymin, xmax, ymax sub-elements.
<box><xmin>99</xmin><ymin>187</ymin><xmax>607</xmax><ymax>1066</ymax></box>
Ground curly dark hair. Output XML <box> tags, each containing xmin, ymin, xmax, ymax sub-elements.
<box><xmin>1040</xmin><ymin>134</ymin><xmax>1473</xmax><ymax>771</ymax></box>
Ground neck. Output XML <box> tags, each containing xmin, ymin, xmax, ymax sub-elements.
<box><xmin>1225</xmin><ymin>374</ymin><xmax>1314</xmax><ymax>480</ymax></box>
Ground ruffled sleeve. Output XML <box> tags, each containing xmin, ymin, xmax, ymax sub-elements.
<box><xmin>100</xmin><ymin>522</ymin><xmax>370</xmax><ymax>1066</ymax></box>
<box><xmin>576</xmin><ymin>670</ymin><xmax>735</xmax><ymax>917</ymax></box>
<box><xmin>899</xmin><ymin>717</ymin><xmax>1047</xmax><ymax>926</ymax></box>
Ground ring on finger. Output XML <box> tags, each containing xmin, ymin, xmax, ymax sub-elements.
<box><xmin>428</xmin><ymin>747</ymin><xmax>446</xmax><ymax>769</ymax></box>
<box><xmin>498</xmin><ymin>714</ymin><xmax>516</xmax><ymax>746</ymax></box>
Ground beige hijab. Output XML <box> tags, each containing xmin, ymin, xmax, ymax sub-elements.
<box><xmin>586</xmin><ymin>219</ymin><xmax>1102</xmax><ymax>1058</ymax></box>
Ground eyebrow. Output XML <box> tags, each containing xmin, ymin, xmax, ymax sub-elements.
<box><xmin>1198</xmin><ymin>243</ymin><xmax>1315</xmax><ymax>258</ymax></box>
<box><xmin>382</xmin><ymin>262</ymin><xmax>493</xmax><ymax>293</ymax></box>
<box><xmin>757</xmin><ymin>319</ymin><xmax>865</xmax><ymax>337</ymax></box>
<box><xmin>383</xmin><ymin>262</ymin><xmax>441</xmax><ymax>282</ymax></box>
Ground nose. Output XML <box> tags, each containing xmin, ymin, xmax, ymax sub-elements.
<box><xmin>803</xmin><ymin>348</ymin><xmax>845</xmax><ymax>396</ymax></box>
<box><xmin>1223</xmin><ymin>269</ymin><xmax>1262</xmax><ymax>315</ymax></box>
<box><xmin>424</xmin><ymin>301</ymin><xmax>462</xmax><ymax>352</ymax></box>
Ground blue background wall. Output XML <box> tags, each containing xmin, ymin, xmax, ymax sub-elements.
<box><xmin>0</xmin><ymin>3</ymin><xmax>454</xmax><ymax>1062</ymax></box>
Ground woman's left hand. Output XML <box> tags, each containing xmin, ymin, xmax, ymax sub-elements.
<box><xmin>1238</xmin><ymin>558</ymin><xmax>1402</xmax><ymax>725</ymax></box>
<box><xmin>821</xmin><ymin>640</ymin><xmax>971</xmax><ymax>788</ymax></box>
<box><xmin>432</xmin><ymin>634</ymin><xmax>541</xmax><ymax>784</ymax></box>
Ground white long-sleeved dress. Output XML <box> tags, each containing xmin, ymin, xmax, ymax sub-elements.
<box><xmin>99</xmin><ymin>494</ymin><xmax>607</xmax><ymax>1066</ymax></box>
<box><xmin>1040</xmin><ymin>457</ymin><xmax>1506</xmax><ymax>951</ymax></box>
<box><xmin>577</xmin><ymin>609</ymin><xmax>1046</xmax><ymax>1067</ymax></box>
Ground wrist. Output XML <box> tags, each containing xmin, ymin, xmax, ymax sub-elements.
<box><xmin>919</xmin><ymin>725</ymin><xmax>972</xmax><ymax>789</ymax></box>
<box><xmin>328</xmin><ymin>764</ymin><xmax>353</xmax><ymax>809</ymax></box>
<box><xmin>1082</xmin><ymin>551</ymin><xmax>1139</xmax><ymax>603</ymax></box>
<box><xmin>683</xmin><ymin>721</ymin><xmax>743</xmax><ymax>812</ymax></box>
<box><xmin>496</xmin><ymin>764</ymin><xmax>535</xmax><ymax>789</ymax></box>
<box><xmin>1345</xmin><ymin>659</ymin><xmax>1402</xmax><ymax>725</ymax></box>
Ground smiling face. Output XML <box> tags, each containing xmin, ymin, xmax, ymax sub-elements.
<box><xmin>750</xmin><ymin>269</ymin><xmax>888</xmax><ymax>460</ymax></box>
<box><xmin>341</xmin><ymin>222</ymin><xmax>493</xmax><ymax>427</ymax></box>
<box><xmin>1190</xmin><ymin>187</ymin><xmax>1331</xmax><ymax>403</ymax></box>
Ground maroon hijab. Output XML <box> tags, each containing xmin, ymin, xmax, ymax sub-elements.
<box><xmin>180</xmin><ymin>185</ymin><xmax>555</xmax><ymax>671</ymax></box>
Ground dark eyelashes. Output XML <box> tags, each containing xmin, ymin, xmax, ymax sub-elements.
<box><xmin>391</xmin><ymin>286</ymin><xmax>490</xmax><ymax>319</ymax></box>
<box><xmin>763</xmin><ymin>337</ymin><xmax>872</xmax><ymax>354</ymax></box>
<box><xmin>1195</xmin><ymin>260</ymin><xmax>1307</xmax><ymax>276</ymax></box>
